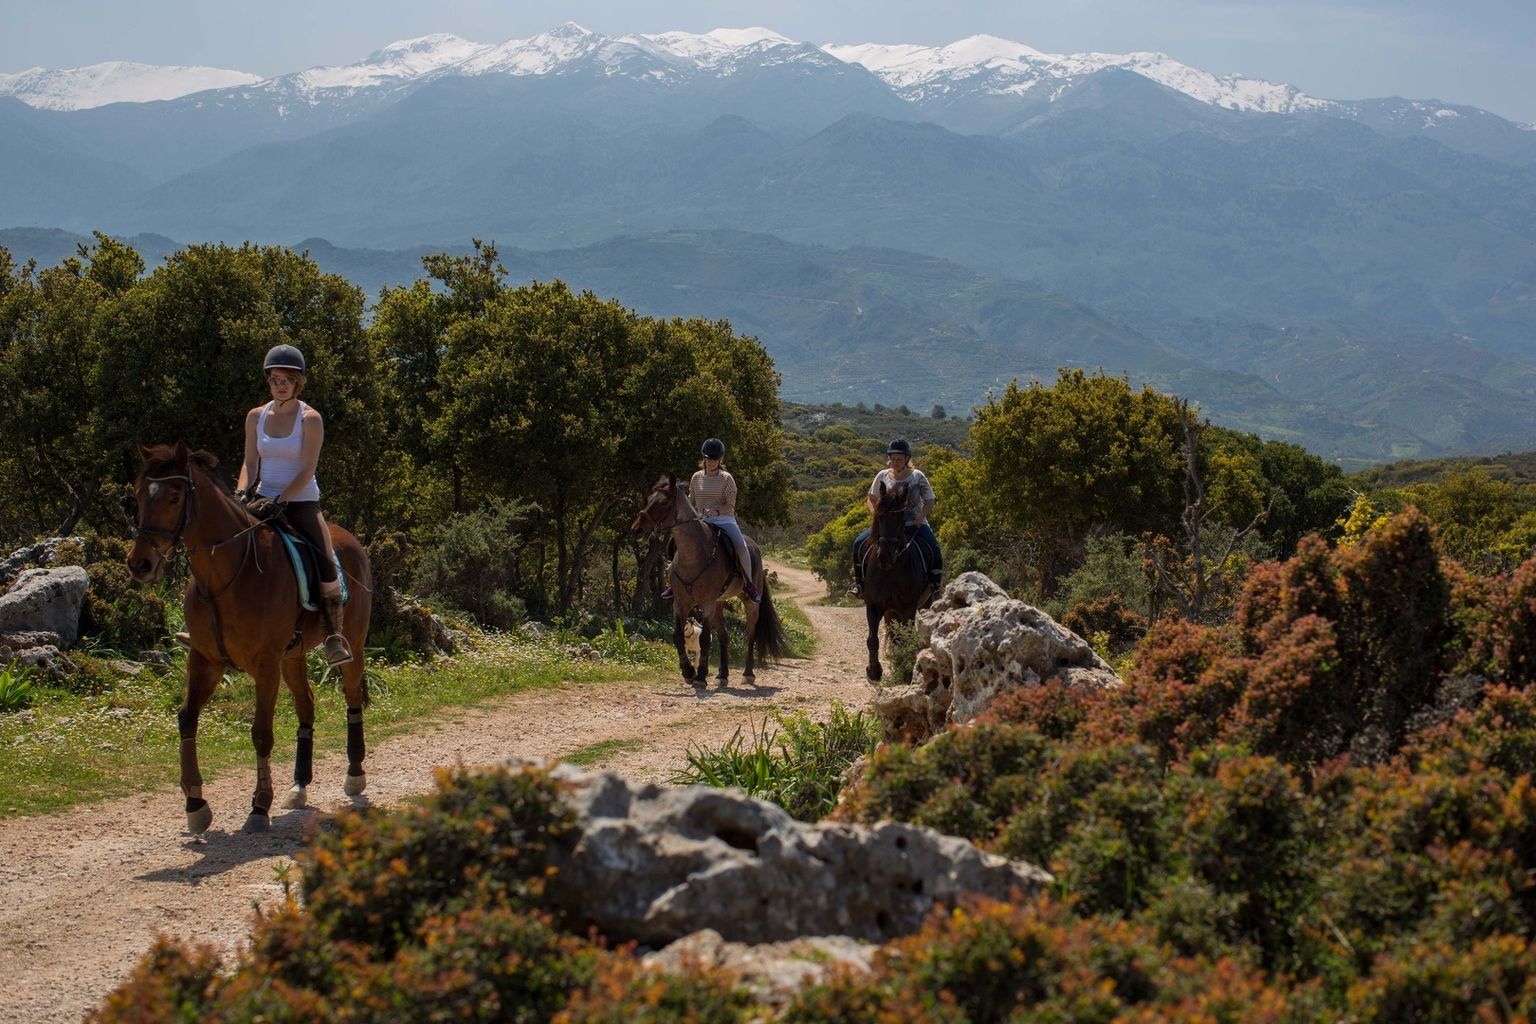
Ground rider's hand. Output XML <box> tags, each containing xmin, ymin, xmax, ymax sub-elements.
<box><xmin>247</xmin><ymin>496</ymin><xmax>287</xmax><ymax>520</ymax></box>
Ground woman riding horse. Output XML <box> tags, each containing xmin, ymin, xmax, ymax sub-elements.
<box><xmin>851</xmin><ymin>439</ymin><xmax>943</xmax><ymax>597</ymax></box>
<box><xmin>661</xmin><ymin>438</ymin><xmax>759</xmax><ymax>603</ymax></box>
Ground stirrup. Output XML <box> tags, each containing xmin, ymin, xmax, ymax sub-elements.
<box><xmin>659</xmin><ymin>585</ymin><xmax>674</xmax><ymax>600</ymax></box>
<box><xmin>742</xmin><ymin>581</ymin><xmax>761</xmax><ymax>603</ymax></box>
<box><xmin>323</xmin><ymin>633</ymin><xmax>354</xmax><ymax>666</ymax></box>
<box><xmin>173</xmin><ymin>631</ymin><xmax>192</xmax><ymax>650</ymax></box>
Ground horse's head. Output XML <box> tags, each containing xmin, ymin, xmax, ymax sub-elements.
<box><xmin>128</xmin><ymin>442</ymin><xmax>218</xmax><ymax>582</ymax></box>
<box><xmin>872</xmin><ymin>480</ymin><xmax>911</xmax><ymax>571</ymax></box>
<box><xmin>630</xmin><ymin>473</ymin><xmax>682</xmax><ymax>538</ymax></box>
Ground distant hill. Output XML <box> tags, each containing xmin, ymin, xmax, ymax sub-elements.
<box><xmin>1350</xmin><ymin>451</ymin><xmax>1536</xmax><ymax>488</ymax></box>
<box><xmin>5</xmin><ymin>225</ymin><xmax>1532</xmax><ymax>471</ymax></box>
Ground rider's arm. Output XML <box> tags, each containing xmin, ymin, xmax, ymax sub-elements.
<box><xmin>717</xmin><ymin>474</ymin><xmax>737</xmax><ymax>519</ymax></box>
<box><xmin>866</xmin><ymin>470</ymin><xmax>884</xmax><ymax>517</ymax></box>
<box><xmin>915</xmin><ymin>471</ymin><xmax>936</xmax><ymax>526</ymax></box>
<box><xmin>235</xmin><ymin>407</ymin><xmax>261</xmax><ymax>494</ymax></box>
<box><xmin>275</xmin><ymin>408</ymin><xmax>324</xmax><ymax>503</ymax></box>
<box><xmin>916</xmin><ymin>496</ymin><xmax>936</xmax><ymax>527</ymax></box>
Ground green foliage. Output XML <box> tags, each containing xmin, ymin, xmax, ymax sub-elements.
<box><xmin>804</xmin><ymin>494</ymin><xmax>868</xmax><ymax>595</ymax></box>
<box><xmin>0</xmin><ymin>663</ymin><xmax>33</xmax><ymax>713</ymax></box>
<box><xmin>671</xmin><ymin>704</ymin><xmax>880</xmax><ymax>821</ymax></box>
<box><xmin>410</xmin><ymin>499</ymin><xmax>531</xmax><ymax>629</ymax></box>
<box><xmin>53</xmin><ymin>535</ymin><xmax>169</xmax><ymax>651</ymax></box>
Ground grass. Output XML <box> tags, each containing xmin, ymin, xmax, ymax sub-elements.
<box><xmin>561</xmin><ymin>737</ymin><xmax>647</xmax><ymax>768</ymax></box>
<box><xmin>669</xmin><ymin>703</ymin><xmax>881</xmax><ymax>821</ymax></box>
<box><xmin>0</xmin><ymin>629</ymin><xmax>674</xmax><ymax>819</ymax></box>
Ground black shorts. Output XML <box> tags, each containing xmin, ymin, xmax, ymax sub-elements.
<box><xmin>284</xmin><ymin>501</ymin><xmax>337</xmax><ymax>583</ymax></box>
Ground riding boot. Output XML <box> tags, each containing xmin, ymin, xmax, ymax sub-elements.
<box><xmin>927</xmin><ymin>569</ymin><xmax>944</xmax><ymax>595</ymax></box>
<box><xmin>320</xmin><ymin>594</ymin><xmax>353</xmax><ymax>666</ymax></box>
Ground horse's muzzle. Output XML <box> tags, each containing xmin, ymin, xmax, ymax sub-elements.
<box><xmin>127</xmin><ymin>539</ymin><xmax>167</xmax><ymax>583</ymax></box>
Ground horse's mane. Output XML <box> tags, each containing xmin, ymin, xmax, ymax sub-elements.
<box><xmin>140</xmin><ymin>444</ymin><xmax>233</xmax><ymax>495</ymax></box>
<box><xmin>876</xmin><ymin>480</ymin><xmax>910</xmax><ymax>514</ymax></box>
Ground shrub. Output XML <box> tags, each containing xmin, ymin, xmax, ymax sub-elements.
<box><xmin>54</xmin><ymin>535</ymin><xmax>168</xmax><ymax>652</ymax></box>
<box><xmin>410</xmin><ymin>500</ymin><xmax>531</xmax><ymax>630</ymax></box>
<box><xmin>0</xmin><ymin>663</ymin><xmax>33</xmax><ymax>712</ymax></box>
<box><xmin>553</xmin><ymin>960</ymin><xmax>751</xmax><ymax>1024</ymax></box>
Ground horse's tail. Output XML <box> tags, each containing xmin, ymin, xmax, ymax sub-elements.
<box><xmin>756</xmin><ymin>580</ymin><xmax>789</xmax><ymax>662</ymax></box>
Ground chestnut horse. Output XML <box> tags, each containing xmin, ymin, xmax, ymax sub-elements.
<box><xmin>630</xmin><ymin>473</ymin><xmax>786</xmax><ymax>686</ymax></box>
<box><xmin>860</xmin><ymin>480</ymin><xmax>936</xmax><ymax>681</ymax></box>
<box><xmin>127</xmin><ymin>442</ymin><xmax>373</xmax><ymax>834</ymax></box>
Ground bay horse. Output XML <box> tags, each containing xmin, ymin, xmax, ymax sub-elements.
<box><xmin>860</xmin><ymin>480</ymin><xmax>936</xmax><ymax>681</ymax></box>
<box><xmin>630</xmin><ymin>473</ymin><xmax>786</xmax><ymax>686</ymax></box>
<box><xmin>127</xmin><ymin>442</ymin><xmax>373</xmax><ymax>835</ymax></box>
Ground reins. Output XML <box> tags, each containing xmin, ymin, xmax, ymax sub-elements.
<box><xmin>638</xmin><ymin>486</ymin><xmax>721</xmax><ymax>592</ymax></box>
<box><xmin>137</xmin><ymin>469</ymin><xmax>267</xmax><ymax>663</ymax></box>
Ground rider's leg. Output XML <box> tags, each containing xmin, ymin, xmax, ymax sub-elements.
<box><xmin>851</xmin><ymin>527</ymin><xmax>872</xmax><ymax>595</ymax></box>
<box><xmin>291</xmin><ymin>502</ymin><xmax>352</xmax><ymax>666</ymax></box>
<box><xmin>708</xmin><ymin>516</ymin><xmax>759</xmax><ymax>601</ymax></box>
<box><xmin>915</xmin><ymin>522</ymin><xmax>943</xmax><ymax>592</ymax></box>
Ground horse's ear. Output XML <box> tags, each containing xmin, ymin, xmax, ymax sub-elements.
<box><xmin>138</xmin><ymin>444</ymin><xmax>155</xmax><ymax>464</ymax></box>
<box><xmin>172</xmin><ymin>440</ymin><xmax>190</xmax><ymax>467</ymax></box>
<box><xmin>879</xmin><ymin>481</ymin><xmax>887</xmax><ymax>498</ymax></box>
<box><xmin>667</xmin><ymin>471</ymin><xmax>677</xmax><ymax>490</ymax></box>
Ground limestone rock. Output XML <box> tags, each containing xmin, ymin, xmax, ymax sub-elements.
<box><xmin>643</xmin><ymin>929</ymin><xmax>875</xmax><ymax>1003</ymax></box>
<box><xmin>525</xmin><ymin>760</ymin><xmax>1052</xmax><ymax>947</ymax></box>
<box><xmin>0</xmin><ymin>536</ymin><xmax>84</xmax><ymax>588</ymax></box>
<box><xmin>876</xmin><ymin>571</ymin><xmax>1122</xmax><ymax>744</ymax></box>
<box><xmin>0</xmin><ymin>567</ymin><xmax>89</xmax><ymax>649</ymax></box>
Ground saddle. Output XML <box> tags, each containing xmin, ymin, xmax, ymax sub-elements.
<box><xmin>712</xmin><ymin>526</ymin><xmax>747</xmax><ymax>582</ymax></box>
<box><xmin>265</xmin><ymin>520</ymin><xmax>348</xmax><ymax>612</ymax></box>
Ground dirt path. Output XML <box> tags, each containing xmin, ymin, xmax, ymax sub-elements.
<box><xmin>0</xmin><ymin>562</ymin><xmax>872</xmax><ymax>1024</ymax></box>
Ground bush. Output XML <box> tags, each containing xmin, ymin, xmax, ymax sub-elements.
<box><xmin>0</xmin><ymin>663</ymin><xmax>32</xmax><ymax>712</ymax></box>
<box><xmin>54</xmin><ymin>535</ymin><xmax>169</xmax><ymax>652</ymax></box>
<box><xmin>410</xmin><ymin>500</ymin><xmax>530</xmax><ymax>629</ymax></box>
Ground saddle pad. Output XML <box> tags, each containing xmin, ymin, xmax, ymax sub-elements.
<box><xmin>275</xmin><ymin>529</ymin><xmax>348</xmax><ymax>611</ymax></box>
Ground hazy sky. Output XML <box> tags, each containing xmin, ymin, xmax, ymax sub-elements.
<box><xmin>5</xmin><ymin>0</ymin><xmax>1534</xmax><ymax>122</ymax></box>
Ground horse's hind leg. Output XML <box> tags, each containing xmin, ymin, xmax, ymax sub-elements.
<box><xmin>341</xmin><ymin>657</ymin><xmax>368</xmax><ymax>797</ymax></box>
<box><xmin>281</xmin><ymin>651</ymin><xmax>314</xmax><ymax>809</ymax></box>
<box><xmin>866</xmin><ymin>602</ymin><xmax>884</xmax><ymax>682</ymax></box>
<box><xmin>245</xmin><ymin>660</ymin><xmax>281</xmax><ymax>832</ymax></box>
<box><xmin>178</xmin><ymin>650</ymin><xmax>222</xmax><ymax>834</ymax></box>
<box><xmin>712</xmin><ymin>606</ymin><xmax>730</xmax><ymax>684</ymax></box>
<box><xmin>742</xmin><ymin>597</ymin><xmax>760</xmax><ymax>681</ymax></box>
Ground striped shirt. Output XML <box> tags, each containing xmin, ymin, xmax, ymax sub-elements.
<box><xmin>689</xmin><ymin>469</ymin><xmax>737</xmax><ymax>519</ymax></box>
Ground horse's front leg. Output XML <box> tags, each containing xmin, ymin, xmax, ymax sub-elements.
<box><xmin>866</xmin><ymin>601</ymin><xmax>884</xmax><ymax>682</ymax></box>
<box><xmin>245</xmin><ymin>659</ymin><xmax>281</xmax><ymax>832</ymax></box>
<box><xmin>178</xmin><ymin>650</ymin><xmax>223</xmax><ymax>834</ymax></box>
<box><xmin>673</xmin><ymin>612</ymin><xmax>695</xmax><ymax>682</ymax></box>
<box><xmin>280</xmin><ymin>652</ymin><xmax>314</xmax><ymax>809</ymax></box>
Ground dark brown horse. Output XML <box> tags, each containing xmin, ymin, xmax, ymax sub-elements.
<box><xmin>630</xmin><ymin>473</ymin><xmax>786</xmax><ymax>686</ymax></box>
<box><xmin>861</xmin><ymin>480</ymin><xmax>935</xmax><ymax>681</ymax></box>
<box><xmin>127</xmin><ymin>442</ymin><xmax>373</xmax><ymax>834</ymax></box>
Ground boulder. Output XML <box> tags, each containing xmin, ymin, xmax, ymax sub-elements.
<box><xmin>643</xmin><ymin>929</ymin><xmax>875</xmax><ymax>1003</ymax></box>
<box><xmin>0</xmin><ymin>536</ymin><xmax>84</xmax><ymax>588</ymax></box>
<box><xmin>0</xmin><ymin>567</ymin><xmax>90</xmax><ymax>649</ymax></box>
<box><xmin>874</xmin><ymin>571</ymin><xmax>1122</xmax><ymax>744</ymax></box>
<box><xmin>9</xmin><ymin>644</ymin><xmax>76</xmax><ymax>680</ymax></box>
<box><xmin>529</xmin><ymin>759</ymin><xmax>1052</xmax><ymax>947</ymax></box>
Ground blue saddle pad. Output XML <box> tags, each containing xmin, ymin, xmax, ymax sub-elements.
<box><xmin>275</xmin><ymin>530</ymin><xmax>348</xmax><ymax>611</ymax></box>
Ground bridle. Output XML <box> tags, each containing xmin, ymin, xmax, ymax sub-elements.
<box><xmin>634</xmin><ymin>485</ymin><xmax>719</xmax><ymax>591</ymax></box>
<box><xmin>135</xmin><ymin>469</ymin><xmax>265</xmax><ymax>601</ymax></box>
<box><xmin>868</xmin><ymin>503</ymin><xmax>919</xmax><ymax>572</ymax></box>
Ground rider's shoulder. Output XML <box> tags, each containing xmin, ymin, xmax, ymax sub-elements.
<box><xmin>245</xmin><ymin>404</ymin><xmax>265</xmax><ymax>421</ymax></box>
<box><xmin>301</xmin><ymin>402</ymin><xmax>324</xmax><ymax>423</ymax></box>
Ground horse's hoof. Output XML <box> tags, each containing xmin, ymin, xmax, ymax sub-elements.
<box><xmin>743</xmin><ymin>672</ymin><xmax>755</xmax><ymax>683</ymax></box>
<box><xmin>867</xmin><ymin>665</ymin><xmax>883</xmax><ymax>682</ymax></box>
<box><xmin>344</xmin><ymin>771</ymin><xmax>367</xmax><ymax>796</ymax></box>
<box><xmin>243</xmin><ymin>811</ymin><xmax>271</xmax><ymax>833</ymax></box>
<box><xmin>186</xmin><ymin>800</ymin><xmax>212</xmax><ymax>834</ymax></box>
<box><xmin>282</xmin><ymin>785</ymin><xmax>307</xmax><ymax>810</ymax></box>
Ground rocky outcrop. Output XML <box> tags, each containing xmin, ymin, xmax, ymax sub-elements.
<box><xmin>0</xmin><ymin>566</ymin><xmax>89</xmax><ymax>650</ymax></box>
<box><xmin>874</xmin><ymin>571</ymin><xmax>1122</xmax><ymax>744</ymax></box>
<box><xmin>525</xmin><ymin>760</ymin><xmax>1052</xmax><ymax>947</ymax></box>
<box><xmin>643</xmin><ymin>929</ymin><xmax>875</xmax><ymax>1003</ymax></box>
<box><xmin>0</xmin><ymin>537</ymin><xmax>83</xmax><ymax>589</ymax></box>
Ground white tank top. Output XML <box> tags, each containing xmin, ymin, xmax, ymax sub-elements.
<box><xmin>256</xmin><ymin>401</ymin><xmax>321</xmax><ymax>502</ymax></box>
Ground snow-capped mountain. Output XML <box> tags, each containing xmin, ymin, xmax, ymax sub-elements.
<box><xmin>823</xmin><ymin>34</ymin><xmax>1336</xmax><ymax>115</ymax></box>
<box><xmin>0</xmin><ymin>61</ymin><xmax>260</xmax><ymax>110</ymax></box>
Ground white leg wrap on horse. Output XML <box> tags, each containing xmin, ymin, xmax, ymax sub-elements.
<box><xmin>344</xmin><ymin>772</ymin><xmax>367</xmax><ymax>796</ymax></box>
<box><xmin>283</xmin><ymin>784</ymin><xmax>308</xmax><ymax>809</ymax></box>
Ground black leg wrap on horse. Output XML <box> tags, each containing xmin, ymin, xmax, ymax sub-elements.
<box><xmin>185</xmin><ymin>797</ymin><xmax>207</xmax><ymax>814</ymax></box>
<box><xmin>176</xmin><ymin>707</ymin><xmax>197</xmax><ymax>742</ymax></box>
<box><xmin>295</xmin><ymin>725</ymin><xmax>314</xmax><ymax>785</ymax></box>
<box><xmin>346</xmin><ymin>709</ymin><xmax>365</xmax><ymax>768</ymax></box>
<box><xmin>250</xmin><ymin>803</ymin><xmax>269</xmax><ymax>818</ymax></box>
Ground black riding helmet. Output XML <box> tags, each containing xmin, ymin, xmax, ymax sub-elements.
<box><xmin>263</xmin><ymin>344</ymin><xmax>307</xmax><ymax>376</ymax></box>
<box><xmin>701</xmin><ymin>438</ymin><xmax>726</xmax><ymax>459</ymax></box>
<box><xmin>887</xmin><ymin>439</ymin><xmax>913</xmax><ymax>457</ymax></box>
